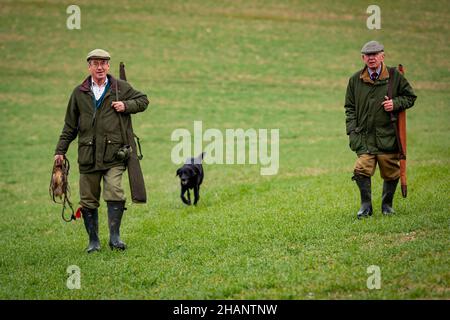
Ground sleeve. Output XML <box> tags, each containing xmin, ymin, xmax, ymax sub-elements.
<box><xmin>55</xmin><ymin>90</ymin><xmax>79</xmax><ymax>155</ymax></box>
<box><xmin>344</xmin><ymin>77</ymin><xmax>357</xmax><ymax>135</ymax></box>
<box><xmin>121</xmin><ymin>81</ymin><xmax>149</xmax><ymax>114</ymax></box>
<box><xmin>393</xmin><ymin>70</ymin><xmax>417</xmax><ymax>112</ymax></box>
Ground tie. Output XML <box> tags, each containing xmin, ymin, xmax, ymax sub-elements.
<box><xmin>371</xmin><ymin>72</ymin><xmax>378</xmax><ymax>81</ymax></box>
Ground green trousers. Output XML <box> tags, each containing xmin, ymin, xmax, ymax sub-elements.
<box><xmin>79</xmin><ymin>165</ymin><xmax>126</xmax><ymax>209</ymax></box>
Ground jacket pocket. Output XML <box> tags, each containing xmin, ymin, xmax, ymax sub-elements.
<box><xmin>78</xmin><ymin>138</ymin><xmax>95</xmax><ymax>165</ymax></box>
<box><xmin>103</xmin><ymin>136</ymin><xmax>122</xmax><ymax>163</ymax></box>
<box><xmin>375</xmin><ymin>126</ymin><xmax>397</xmax><ymax>151</ymax></box>
<box><xmin>349</xmin><ymin>127</ymin><xmax>363</xmax><ymax>152</ymax></box>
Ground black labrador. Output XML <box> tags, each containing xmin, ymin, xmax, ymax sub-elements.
<box><xmin>176</xmin><ymin>152</ymin><xmax>205</xmax><ymax>205</ymax></box>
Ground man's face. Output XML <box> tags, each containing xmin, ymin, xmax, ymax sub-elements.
<box><xmin>362</xmin><ymin>52</ymin><xmax>384</xmax><ymax>70</ymax></box>
<box><xmin>88</xmin><ymin>59</ymin><xmax>110</xmax><ymax>83</ymax></box>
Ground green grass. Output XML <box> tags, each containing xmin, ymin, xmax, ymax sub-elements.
<box><xmin>0</xmin><ymin>0</ymin><xmax>449</xmax><ymax>299</ymax></box>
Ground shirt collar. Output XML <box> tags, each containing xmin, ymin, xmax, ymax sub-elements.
<box><xmin>368</xmin><ymin>64</ymin><xmax>382</xmax><ymax>78</ymax></box>
<box><xmin>91</xmin><ymin>76</ymin><xmax>108</xmax><ymax>88</ymax></box>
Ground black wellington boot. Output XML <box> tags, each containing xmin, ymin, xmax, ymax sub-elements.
<box><xmin>352</xmin><ymin>175</ymin><xmax>373</xmax><ymax>219</ymax></box>
<box><xmin>82</xmin><ymin>207</ymin><xmax>101</xmax><ymax>253</ymax></box>
<box><xmin>107</xmin><ymin>201</ymin><xmax>127</xmax><ymax>250</ymax></box>
<box><xmin>382</xmin><ymin>178</ymin><xmax>399</xmax><ymax>215</ymax></box>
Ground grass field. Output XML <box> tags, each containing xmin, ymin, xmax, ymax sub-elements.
<box><xmin>0</xmin><ymin>0</ymin><xmax>449</xmax><ymax>299</ymax></box>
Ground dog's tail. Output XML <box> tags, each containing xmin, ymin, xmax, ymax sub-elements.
<box><xmin>187</xmin><ymin>152</ymin><xmax>205</xmax><ymax>165</ymax></box>
<box><xmin>195</xmin><ymin>152</ymin><xmax>205</xmax><ymax>164</ymax></box>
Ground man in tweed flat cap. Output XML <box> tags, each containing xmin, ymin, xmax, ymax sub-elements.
<box><xmin>54</xmin><ymin>49</ymin><xmax>149</xmax><ymax>252</ymax></box>
<box><xmin>344</xmin><ymin>41</ymin><xmax>417</xmax><ymax>219</ymax></box>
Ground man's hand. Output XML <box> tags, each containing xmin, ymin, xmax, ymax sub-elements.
<box><xmin>54</xmin><ymin>154</ymin><xmax>64</xmax><ymax>165</ymax></box>
<box><xmin>111</xmin><ymin>101</ymin><xmax>126</xmax><ymax>113</ymax></box>
<box><xmin>382</xmin><ymin>96</ymin><xmax>394</xmax><ymax>112</ymax></box>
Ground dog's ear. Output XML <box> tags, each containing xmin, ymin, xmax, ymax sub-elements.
<box><xmin>176</xmin><ymin>168</ymin><xmax>181</xmax><ymax>177</ymax></box>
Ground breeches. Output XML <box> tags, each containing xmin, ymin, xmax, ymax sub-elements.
<box><xmin>353</xmin><ymin>153</ymin><xmax>400</xmax><ymax>181</ymax></box>
<box><xmin>79</xmin><ymin>166</ymin><xmax>126</xmax><ymax>209</ymax></box>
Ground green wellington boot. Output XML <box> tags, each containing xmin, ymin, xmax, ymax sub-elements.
<box><xmin>382</xmin><ymin>179</ymin><xmax>399</xmax><ymax>215</ymax></box>
<box><xmin>82</xmin><ymin>207</ymin><xmax>101</xmax><ymax>253</ymax></box>
<box><xmin>353</xmin><ymin>175</ymin><xmax>373</xmax><ymax>219</ymax></box>
<box><xmin>107</xmin><ymin>201</ymin><xmax>127</xmax><ymax>250</ymax></box>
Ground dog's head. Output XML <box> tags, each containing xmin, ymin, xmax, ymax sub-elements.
<box><xmin>176</xmin><ymin>166</ymin><xmax>198</xmax><ymax>186</ymax></box>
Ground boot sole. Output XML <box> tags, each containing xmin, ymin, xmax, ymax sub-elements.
<box><xmin>357</xmin><ymin>211</ymin><xmax>373</xmax><ymax>219</ymax></box>
<box><xmin>109</xmin><ymin>243</ymin><xmax>126</xmax><ymax>251</ymax></box>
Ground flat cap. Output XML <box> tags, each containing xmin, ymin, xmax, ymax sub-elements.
<box><xmin>361</xmin><ymin>41</ymin><xmax>384</xmax><ymax>54</ymax></box>
<box><xmin>86</xmin><ymin>48</ymin><xmax>111</xmax><ymax>61</ymax></box>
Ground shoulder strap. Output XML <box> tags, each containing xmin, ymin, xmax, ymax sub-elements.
<box><xmin>115</xmin><ymin>81</ymin><xmax>143</xmax><ymax>159</ymax></box>
<box><xmin>115</xmin><ymin>80</ymin><xmax>129</xmax><ymax>146</ymax></box>
<box><xmin>387</xmin><ymin>67</ymin><xmax>395</xmax><ymax>99</ymax></box>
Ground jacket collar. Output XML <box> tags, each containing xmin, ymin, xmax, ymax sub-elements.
<box><xmin>79</xmin><ymin>74</ymin><xmax>118</xmax><ymax>93</ymax></box>
<box><xmin>360</xmin><ymin>62</ymin><xmax>389</xmax><ymax>84</ymax></box>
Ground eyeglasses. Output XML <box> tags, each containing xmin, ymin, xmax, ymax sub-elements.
<box><xmin>89</xmin><ymin>60</ymin><xmax>109</xmax><ymax>67</ymax></box>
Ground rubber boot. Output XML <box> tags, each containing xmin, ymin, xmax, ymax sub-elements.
<box><xmin>82</xmin><ymin>207</ymin><xmax>100</xmax><ymax>253</ymax></box>
<box><xmin>352</xmin><ymin>175</ymin><xmax>373</xmax><ymax>219</ymax></box>
<box><xmin>382</xmin><ymin>178</ymin><xmax>399</xmax><ymax>215</ymax></box>
<box><xmin>107</xmin><ymin>201</ymin><xmax>127</xmax><ymax>250</ymax></box>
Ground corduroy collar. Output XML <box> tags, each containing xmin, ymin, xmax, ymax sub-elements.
<box><xmin>359</xmin><ymin>62</ymin><xmax>389</xmax><ymax>84</ymax></box>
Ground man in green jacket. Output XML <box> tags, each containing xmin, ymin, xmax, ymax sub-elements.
<box><xmin>54</xmin><ymin>49</ymin><xmax>149</xmax><ymax>252</ymax></box>
<box><xmin>345</xmin><ymin>41</ymin><xmax>416</xmax><ymax>219</ymax></box>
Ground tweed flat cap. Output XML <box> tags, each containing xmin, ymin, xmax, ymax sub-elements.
<box><xmin>361</xmin><ymin>41</ymin><xmax>384</xmax><ymax>54</ymax></box>
<box><xmin>86</xmin><ymin>48</ymin><xmax>111</xmax><ymax>61</ymax></box>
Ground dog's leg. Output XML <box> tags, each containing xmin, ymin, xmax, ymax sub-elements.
<box><xmin>180</xmin><ymin>186</ymin><xmax>191</xmax><ymax>205</ymax></box>
<box><xmin>186</xmin><ymin>189</ymin><xmax>191</xmax><ymax>205</ymax></box>
<box><xmin>193</xmin><ymin>185</ymin><xmax>200</xmax><ymax>205</ymax></box>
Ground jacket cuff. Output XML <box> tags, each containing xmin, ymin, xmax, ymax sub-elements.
<box><xmin>392</xmin><ymin>99</ymin><xmax>402</xmax><ymax>112</ymax></box>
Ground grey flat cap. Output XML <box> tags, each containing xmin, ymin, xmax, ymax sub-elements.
<box><xmin>86</xmin><ymin>48</ymin><xmax>111</xmax><ymax>61</ymax></box>
<box><xmin>361</xmin><ymin>41</ymin><xmax>384</xmax><ymax>54</ymax></box>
